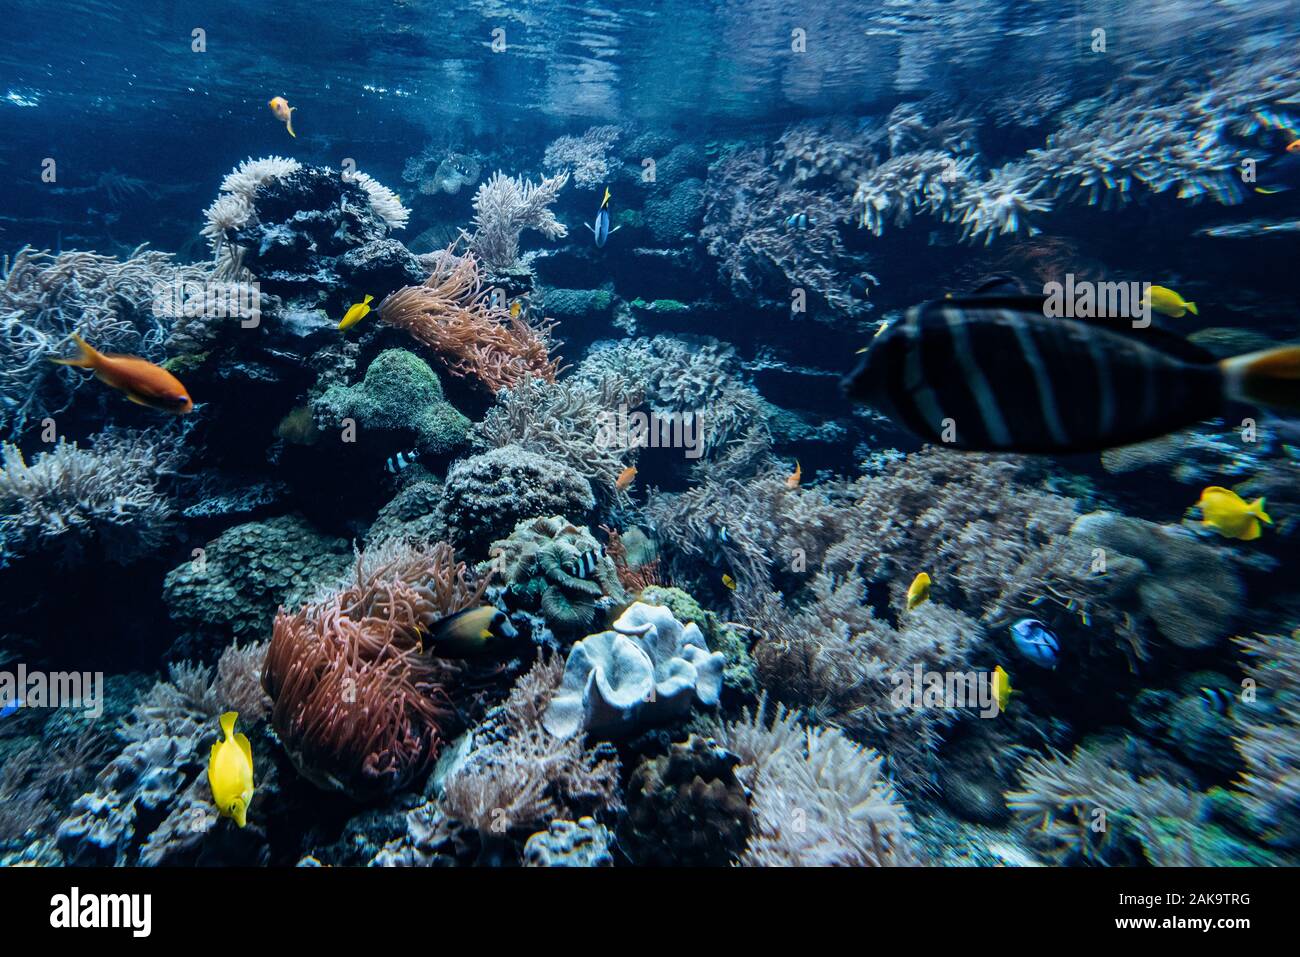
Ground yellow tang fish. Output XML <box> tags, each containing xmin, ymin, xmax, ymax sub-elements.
<box><xmin>208</xmin><ymin>711</ymin><xmax>254</xmax><ymax>828</ymax></box>
<box><xmin>906</xmin><ymin>571</ymin><xmax>931</xmax><ymax>610</ymax></box>
<box><xmin>338</xmin><ymin>294</ymin><xmax>374</xmax><ymax>331</ymax></box>
<box><xmin>1196</xmin><ymin>486</ymin><xmax>1272</xmax><ymax>541</ymax></box>
<box><xmin>1143</xmin><ymin>284</ymin><xmax>1198</xmax><ymax>318</ymax></box>
<box><xmin>268</xmin><ymin>96</ymin><xmax>296</xmax><ymax>137</ymax></box>
<box><xmin>992</xmin><ymin>665</ymin><xmax>1012</xmax><ymax>714</ymax></box>
<box><xmin>721</xmin><ymin>573</ymin><xmax>737</xmax><ymax>591</ymax></box>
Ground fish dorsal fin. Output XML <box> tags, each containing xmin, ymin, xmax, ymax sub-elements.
<box><xmin>927</xmin><ymin>295</ymin><xmax>1218</xmax><ymax>364</ymax></box>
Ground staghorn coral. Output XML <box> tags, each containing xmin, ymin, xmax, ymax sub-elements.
<box><xmin>542</xmin><ymin>602</ymin><xmax>726</xmax><ymax>740</ymax></box>
<box><xmin>0</xmin><ymin>245</ymin><xmax>212</xmax><ymax>435</ymax></box>
<box><xmin>708</xmin><ymin>694</ymin><xmax>916</xmax><ymax>866</ymax></box>
<box><xmin>438</xmin><ymin>446</ymin><xmax>595</xmax><ymax>557</ymax></box>
<box><xmin>486</xmin><ymin>515</ymin><xmax>626</xmax><ymax>631</ymax></box>
<box><xmin>379</xmin><ymin>244</ymin><xmax>564</xmax><ymax>393</ymax></box>
<box><xmin>543</xmin><ymin>125</ymin><xmax>623</xmax><ymax>187</ymax></box>
<box><xmin>312</xmin><ymin>349</ymin><xmax>470</xmax><ymax>456</ymax></box>
<box><xmin>261</xmin><ymin>539</ymin><xmax>486</xmax><ymax>798</ymax></box>
<box><xmin>464</xmin><ymin>170</ymin><xmax>569</xmax><ymax>269</ymax></box>
<box><xmin>0</xmin><ymin>429</ymin><xmax>180</xmax><ymax>568</ymax></box>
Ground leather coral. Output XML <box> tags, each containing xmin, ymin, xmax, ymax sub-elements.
<box><xmin>262</xmin><ymin>540</ymin><xmax>487</xmax><ymax>798</ymax></box>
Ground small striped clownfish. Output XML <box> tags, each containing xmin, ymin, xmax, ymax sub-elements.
<box><xmin>843</xmin><ymin>282</ymin><xmax>1300</xmax><ymax>454</ymax></box>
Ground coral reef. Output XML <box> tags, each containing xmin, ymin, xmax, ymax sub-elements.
<box><xmin>438</xmin><ymin>446</ymin><xmax>595</xmax><ymax>556</ymax></box>
<box><xmin>1234</xmin><ymin>627</ymin><xmax>1300</xmax><ymax>847</ymax></box>
<box><xmin>162</xmin><ymin>515</ymin><xmax>352</xmax><ymax>651</ymax></box>
<box><xmin>56</xmin><ymin>643</ymin><xmax>271</xmax><ymax>866</ymax></box>
<box><xmin>542</xmin><ymin>602</ymin><xmax>726</xmax><ymax>739</ymax></box>
<box><xmin>487</xmin><ymin>515</ymin><xmax>626</xmax><ymax>631</ymax></box>
<box><xmin>619</xmin><ymin>735</ymin><xmax>754</xmax><ymax>866</ymax></box>
<box><xmin>438</xmin><ymin>655</ymin><xmax>622</xmax><ymax>860</ymax></box>
<box><xmin>313</xmin><ymin>349</ymin><xmax>470</xmax><ymax>456</ymax></box>
<box><xmin>543</xmin><ymin>125</ymin><xmax>622</xmax><ymax>188</ymax></box>
<box><xmin>708</xmin><ymin>695</ymin><xmax>916</xmax><ymax>866</ymax></box>
<box><xmin>0</xmin><ymin>429</ymin><xmax>180</xmax><ymax>568</ymax></box>
<box><xmin>261</xmin><ymin>540</ymin><xmax>485</xmax><ymax>798</ymax></box>
<box><xmin>469</xmin><ymin>376</ymin><xmax>633</xmax><ymax>493</ymax></box>
<box><xmin>0</xmin><ymin>245</ymin><xmax>211</xmax><ymax>436</ymax></box>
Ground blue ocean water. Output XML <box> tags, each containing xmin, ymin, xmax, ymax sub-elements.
<box><xmin>0</xmin><ymin>0</ymin><xmax>1297</xmax><ymax>869</ymax></box>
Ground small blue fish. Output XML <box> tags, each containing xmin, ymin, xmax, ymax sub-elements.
<box><xmin>1010</xmin><ymin>618</ymin><xmax>1059</xmax><ymax>668</ymax></box>
<box><xmin>585</xmin><ymin>187</ymin><xmax>622</xmax><ymax>248</ymax></box>
<box><xmin>785</xmin><ymin>212</ymin><xmax>816</xmax><ymax>229</ymax></box>
<box><xmin>0</xmin><ymin>697</ymin><xmax>24</xmax><ymax>718</ymax></box>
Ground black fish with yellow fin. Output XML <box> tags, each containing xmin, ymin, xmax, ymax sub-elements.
<box><xmin>844</xmin><ymin>287</ymin><xmax>1300</xmax><ymax>454</ymax></box>
<box><xmin>422</xmin><ymin>606</ymin><xmax>520</xmax><ymax>658</ymax></box>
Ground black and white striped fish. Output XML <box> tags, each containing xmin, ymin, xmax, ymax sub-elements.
<box><xmin>844</xmin><ymin>291</ymin><xmax>1300</xmax><ymax>453</ymax></box>
<box><xmin>562</xmin><ymin>547</ymin><xmax>603</xmax><ymax>580</ymax></box>
<box><xmin>385</xmin><ymin>448</ymin><xmax>420</xmax><ymax>474</ymax></box>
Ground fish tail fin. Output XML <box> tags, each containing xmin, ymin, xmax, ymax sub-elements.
<box><xmin>1250</xmin><ymin>497</ymin><xmax>1273</xmax><ymax>524</ymax></box>
<box><xmin>1185</xmin><ymin>301</ymin><xmax>1199</xmax><ymax>316</ymax></box>
<box><xmin>49</xmin><ymin>332</ymin><xmax>98</xmax><ymax>368</ymax></box>
<box><xmin>362</xmin><ymin>294</ymin><xmax>373</xmax><ymax>304</ymax></box>
<box><xmin>1222</xmin><ymin>346</ymin><xmax>1300</xmax><ymax>412</ymax></box>
<box><xmin>602</xmin><ymin>187</ymin><xmax>611</xmax><ymax>208</ymax></box>
<box><xmin>219</xmin><ymin>710</ymin><xmax>238</xmax><ymax>739</ymax></box>
<box><xmin>286</xmin><ymin>113</ymin><xmax>296</xmax><ymax>137</ymax></box>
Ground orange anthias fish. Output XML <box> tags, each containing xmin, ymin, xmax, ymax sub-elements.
<box><xmin>615</xmin><ymin>465</ymin><xmax>637</xmax><ymax>491</ymax></box>
<box><xmin>786</xmin><ymin>459</ymin><xmax>801</xmax><ymax>489</ymax></box>
<box><xmin>51</xmin><ymin>333</ymin><xmax>193</xmax><ymax>413</ymax></box>
<box><xmin>268</xmin><ymin>96</ymin><xmax>296</xmax><ymax>138</ymax></box>
<box><xmin>1288</xmin><ymin>138</ymin><xmax>1300</xmax><ymax>154</ymax></box>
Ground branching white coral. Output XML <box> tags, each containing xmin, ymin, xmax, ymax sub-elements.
<box><xmin>543</xmin><ymin>125</ymin><xmax>622</xmax><ymax>187</ymax></box>
<box><xmin>465</xmin><ymin>170</ymin><xmax>570</xmax><ymax>269</ymax></box>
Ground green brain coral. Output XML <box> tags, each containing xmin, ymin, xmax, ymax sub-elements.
<box><xmin>313</xmin><ymin>349</ymin><xmax>470</xmax><ymax>454</ymax></box>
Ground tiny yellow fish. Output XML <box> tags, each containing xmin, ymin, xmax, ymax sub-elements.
<box><xmin>786</xmin><ymin>460</ymin><xmax>801</xmax><ymax>490</ymax></box>
<box><xmin>616</xmin><ymin>465</ymin><xmax>637</xmax><ymax>491</ymax></box>
<box><xmin>992</xmin><ymin>665</ymin><xmax>1012</xmax><ymax>714</ymax></box>
<box><xmin>906</xmin><ymin>571</ymin><xmax>931</xmax><ymax>610</ymax></box>
<box><xmin>1196</xmin><ymin>485</ymin><xmax>1272</xmax><ymax>541</ymax></box>
<box><xmin>721</xmin><ymin>573</ymin><xmax>737</xmax><ymax>591</ymax></box>
<box><xmin>1143</xmin><ymin>284</ymin><xmax>1198</xmax><ymax>318</ymax></box>
<box><xmin>208</xmin><ymin>711</ymin><xmax>254</xmax><ymax>828</ymax></box>
<box><xmin>509</xmin><ymin>299</ymin><xmax>523</xmax><ymax>319</ymax></box>
<box><xmin>338</xmin><ymin>294</ymin><xmax>374</xmax><ymax>331</ymax></box>
<box><xmin>268</xmin><ymin>96</ymin><xmax>296</xmax><ymax>138</ymax></box>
